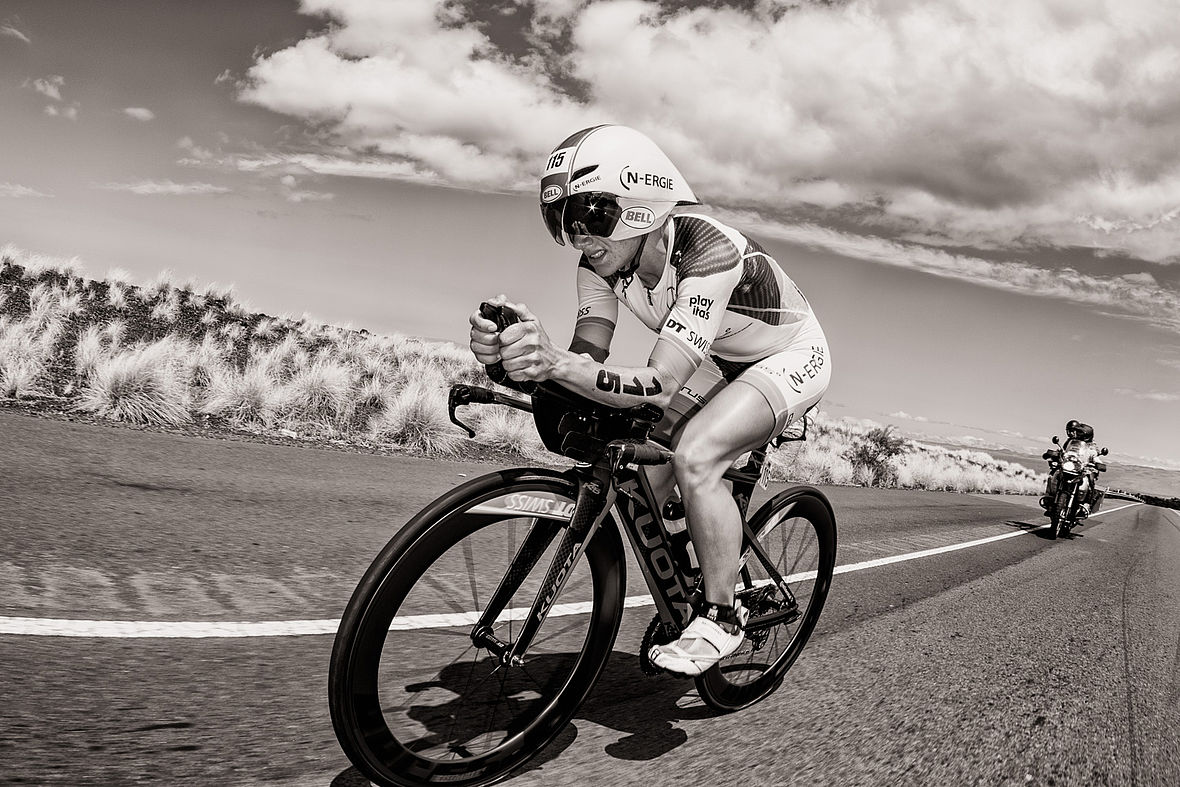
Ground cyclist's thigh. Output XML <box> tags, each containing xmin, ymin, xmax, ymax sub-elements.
<box><xmin>736</xmin><ymin>334</ymin><xmax>832</xmax><ymax>437</ymax></box>
<box><xmin>654</xmin><ymin>358</ymin><xmax>727</xmax><ymax>445</ymax></box>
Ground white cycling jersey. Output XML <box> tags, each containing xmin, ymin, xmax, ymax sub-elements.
<box><xmin>575</xmin><ymin>212</ymin><xmax>819</xmax><ymax>367</ymax></box>
<box><xmin>573</xmin><ymin>212</ymin><xmax>829</xmax><ymax>436</ymax></box>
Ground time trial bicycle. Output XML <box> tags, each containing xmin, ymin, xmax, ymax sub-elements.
<box><xmin>328</xmin><ymin>304</ymin><xmax>837</xmax><ymax>787</ymax></box>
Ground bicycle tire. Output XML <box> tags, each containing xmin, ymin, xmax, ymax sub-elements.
<box><xmin>329</xmin><ymin>468</ymin><xmax>626</xmax><ymax>787</ymax></box>
<box><xmin>696</xmin><ymin>485</ymin><xmax>837</xmax><ymax>711</ymax></box>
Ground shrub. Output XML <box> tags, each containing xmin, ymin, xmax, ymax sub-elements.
<box><xmin>843</xmin><ymin>425</ymin><xmax>907</xmax><ymax>486</ymax></box>
<box><xmin>0</xmin><ymin>352</ymin><xmax>45</xmax><ymax>398</ymax></box>
<box><xmin>472</xmin><ymin>405</ymin><xmax>547</xmax><ymax>460</ymax></box>
<box><xmin>0</xmin><ymin>313</ymin><xmax>64</xmax><ymax>397</ymax></box>
<box><xmin>151</xmin><ymin>291</ymin><xmax>181</xmax><ymax>322</ymax></box>
<box><xmin>252</xmin><ymin>317</ymin><xmax>280</xmax><ymax>340</ymax></box>
<box><xmin>107</xmin><ymin>282</ymin><xmax>129</xmax><ymax>311</ymax></box>
<box><xmin>278</xmin><ymin>357</ymin><xmax>355</xmax><ymax>435</ymax></box>
<box><xmin>201</xmin><ymin>361</ymin><xmax>283</xmax><ymax>429</ymax></box>
<box><xmin>767</xmin><ymin>435</ymin><xmax>856</xmax><ymax>485</ymax></box>
<box><xmin>349</xmin><ymin>377</ymin><xmax>393</xmax><ymax>432</ymax></box>
<box><xmin>75</xmin><ymin>325</ymin><xmax>111</xmax><ymax>381</ymax></box>
<box><xmin>75</xmin><ymin>338</ymin><xmax>191</xmax><ymax>425</ymax></box>
<box><xmin>370</xmin><ymin>372</ymin><xmax>465</xmax><ymax>457</ymax></box>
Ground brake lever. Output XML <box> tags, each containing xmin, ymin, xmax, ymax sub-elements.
<box><xmin>448</xmin><ymin>384</ymin><xmax>496</xmax><ymax>438</ymax></box>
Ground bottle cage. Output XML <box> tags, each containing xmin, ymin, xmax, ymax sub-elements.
<box><xmin>771</xmin><ymin>403</ymin><xmax>817</xmax><ymax>447</ymax></box>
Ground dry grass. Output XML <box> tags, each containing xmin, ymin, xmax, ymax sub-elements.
<box><xmin>370</xmin><ymin>369</ymin><xmax>466</xmax><ymax>456</ymax></box>
<box><xmin>200</xmin><ymin>360</ymin><xmax>283</xmax><ymax>429</ymax></box>
<box><xmin>471</xmin><ymin>405</ymin><xmax>549</xmax><ymax>461</ymax></box>
<box><xmin>279</xmin><ymin>357</ymin><xmax>355</xmax><ymax>435</ymax></box>
<box><xmin>767</xmin><ymin>414</ymin><xmax>1045</xmax><ymax>493</ymax></box>
<box><xmin>0</xmin><ymin>249</ymin><xmax>1049</xmax><ymax>490</ymax></box>
<box><xmin>76</xmin><ymin>338</ymin><xmax>191</xmax><ymax>425</ymax></box>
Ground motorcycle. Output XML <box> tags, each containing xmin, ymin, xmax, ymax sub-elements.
<box><xmin>1042</xmin><ymin>435</ymin><xmax>1108</xmax><ymax>539</ymax></box>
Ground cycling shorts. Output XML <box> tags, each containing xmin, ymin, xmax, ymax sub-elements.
<box><xmin>665</xmin><ymin>323</ymin><xmax>831</xmax><ymax>439</ymax></box>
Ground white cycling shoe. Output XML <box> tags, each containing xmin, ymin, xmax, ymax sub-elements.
<box><xmin>649</xmin><ymin>603</ymin><xmax>746</xmax><ymax>677</ymax></box>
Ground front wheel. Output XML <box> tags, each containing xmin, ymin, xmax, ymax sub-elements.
<box><xmin>329</xmin><ymin>469</ymin><xmax>626</xmax><ymax>787</ymax></box>
<box><xmin>696</xmin><ymin>485</ymin><xmax>837</xmax><ymax>711</ymax></box>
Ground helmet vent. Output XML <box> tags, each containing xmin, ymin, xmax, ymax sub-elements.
<box><xmin>571</xmin><ymin>165</ymin><xmax>599</xmax><ymax>182</ymax></box>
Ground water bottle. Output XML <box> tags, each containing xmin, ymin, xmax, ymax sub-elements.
<box><xmin>663</xmin><ymin>498</ymin><xmax>699</xmax><ymax>578</ymax></box>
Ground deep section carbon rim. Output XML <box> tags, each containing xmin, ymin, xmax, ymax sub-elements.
<box><xmin>330</xmin><ymin>472</ymin><xmax>624</xmax><ymax>787</ymax></box>
<box><xmin>696</xmin><ymin>487</ymin><xmax>836</xmax><ymax>711</ymax></box>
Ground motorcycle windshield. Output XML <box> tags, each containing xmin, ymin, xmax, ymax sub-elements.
<box><xmin>1059</xmin><ymin>453</ymin><xmax>1084</xmax><ymax>473</ymax></box>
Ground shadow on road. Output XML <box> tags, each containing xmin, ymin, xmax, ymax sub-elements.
<box><xmin>330</xmin><ymin>769</ymin><xmax>370</xmax><ymax>787</ymax></box>
<box><xmin>327</xmin><ymin>648</ymin><xmax>720</xmax><ymax>786</ymax></box>
<box><xmin>1004</xmin><ymin>519</ymin><xmax>1086</xmax><ymax>540</ymax></box>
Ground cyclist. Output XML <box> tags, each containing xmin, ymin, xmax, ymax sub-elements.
<box><xmin>1041</xmin><ymin>419</ymin><xmax>1102</xmax><ymax>518</ymax></box>
<box><xmin>469</xmin><ymin>124</ymin><xmax>831</xmax><ymax>676</ymax></box>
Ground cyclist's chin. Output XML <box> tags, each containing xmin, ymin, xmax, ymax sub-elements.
<box><xmin>586</xmin><ymin>252</ymin><xmax>626</xmax><ymax>277</ymax></box>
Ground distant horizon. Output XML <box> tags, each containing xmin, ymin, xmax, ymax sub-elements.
<box><xmin>4</xmin><ymin>241</ymin><xmax>1177</xmax><ymax>485</ymax></box>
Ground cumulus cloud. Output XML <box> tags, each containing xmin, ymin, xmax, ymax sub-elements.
<box><xmin>890</xmin><ymin>411</ymin><xmax>929</xmax><ymax>422</ymax></box>
<box><xmin>725</xmin><ymin>214</ymin><xmax>1180</xmax><ymax>336</ymax></box>
<box><xmin>1114</xmin><ymin>388</ymin><xmax>1180</xmax><ymax>402</ymax></box>
<box><xmin>1</xmin><ymin>23</ymin><xmax>30</xmax><ymax>44</ymax></box>
<box><xmin>0</xmin><ymin>183</ymin><xmax>51</xmax><ymax>198</ymax></box>
<box><xmin>26</xmin><ymin>75</ymin><xmax>63</xmax><ymax>101</ymax></box>
<box><xmin>277</xmin><ymin>174</ymin><xmax>334</xmax><ymax>202</ymax></box>
<box><xmin>236</xmin><ymin>0</ymin><xmax>1180</xmax><ymax>264</ymax></box>
<box><xmin>44</xmin><ymin>104</ymin><xmax>79</xmax><ymax>121</ymax></box>
<box><xmin>94</xmin><ymin>180</ymin><xmax>230</xmax><ymax>196</ymax></box>
<box><xmin>177</xmin><ymin>136</ymin><xmax>216</xmax><ymax>162</ymax></box>
<box><xmin>123</xmin><ymin>107</ymin><xmax>156</xmax><ymax>122</ymax></box>
<box><xmin>27</xmin><ymin>75</ymin><xmax>79</xmax><ymax>119</ymax></box>
<box><xmin>184</xmin><ymin>147</ymin><xmax>448</xmax><ymax>185</ymax></box>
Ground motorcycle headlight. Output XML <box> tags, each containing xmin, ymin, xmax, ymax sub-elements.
<box><xmin>1062</xmin><ymin>460</ymin><xmax>1079</xmax><ymax>473</ymax></box>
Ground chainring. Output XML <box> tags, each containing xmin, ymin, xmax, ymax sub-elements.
<box><xmin>639</xmin><ymin>615</ymin><xmax>680</xmax><ymax>676</ymax></box>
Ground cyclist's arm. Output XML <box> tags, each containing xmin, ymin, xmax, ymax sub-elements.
<box><xmin>548</xmin><ymin>265</ymin><xmax>739</xmax><ymax>408</ymax></box>
<box><xmin>569</xmin><ymin>262</ymin><xmax>616</xmax><ymax>363</ymax></box>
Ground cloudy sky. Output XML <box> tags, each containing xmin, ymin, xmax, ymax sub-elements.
<box><xmin>2</xmin><ymin>0</ymin><xmax>1179</xmax><ymax>469</ymax></box>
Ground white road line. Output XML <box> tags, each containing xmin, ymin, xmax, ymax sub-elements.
<box><xmin>0</xmin><ymin>502</ymin><xmax>1142</xmax><ymax>639</ymax></box>
<box><xmin>833</xmin><ymin>501</ymin><xmax>1140</xmax><ymax>575</ymax></box>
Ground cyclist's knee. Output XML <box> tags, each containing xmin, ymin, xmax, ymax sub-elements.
<box><xmin>673</xmin><ymin>432</ymin><xmax>727</xmax><ymax>487</ymax></box>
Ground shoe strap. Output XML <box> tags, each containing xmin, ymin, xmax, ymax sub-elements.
<box><xmin>694</xmin><ymin>599</ymin><xmax>748</xmax><ymax>632</ymax></box>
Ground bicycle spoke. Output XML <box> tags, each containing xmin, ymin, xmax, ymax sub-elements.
<box><xmin>700</xmin><ymin>490</ymin><xmax>834</xmax><ymax>710</ymax></box>
<box><xmin>462</xmin><ymin>536</ymin><xmax>480</xmax><ymax>610</ymax></box>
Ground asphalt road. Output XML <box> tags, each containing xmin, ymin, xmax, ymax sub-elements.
<box><xmin>2</xmin><ymin>410</ymin><xmax>1177</xmax><ymax>786</ymax></box>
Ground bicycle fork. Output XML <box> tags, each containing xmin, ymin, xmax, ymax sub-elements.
<box><xmin>470</xmin><ymin>471</ymin><xmax>616</xmax><ymax>666</ymax></box>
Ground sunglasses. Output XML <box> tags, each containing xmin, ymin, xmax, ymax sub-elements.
<box><xmin>540</xmin><ymin>192</ymin><xmax>624</xmax><ymax>246</ymax></box>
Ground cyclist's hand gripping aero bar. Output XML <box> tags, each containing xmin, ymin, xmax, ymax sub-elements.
<box><xmin>479</xmin><ymin>301</ymin><xmax>536</xmax><ymax>394</ymax></box>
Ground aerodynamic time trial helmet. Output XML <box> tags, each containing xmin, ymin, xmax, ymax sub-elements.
<box><xmin>539</xmin><ymin>125</ymin><xmax>699</xmax><ymax>246</ymax></box>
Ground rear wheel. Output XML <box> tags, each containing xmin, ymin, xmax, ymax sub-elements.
<box><xmin>329</xmin><ymin>469</ymin><xmax>625</xmax><ymax>787</ymax></box>
<box><xmin>696</xmin><ymin>486</ymin><xmax>837</xmax><ymax>711</ymax></box>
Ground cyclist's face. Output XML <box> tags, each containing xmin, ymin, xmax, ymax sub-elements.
<box><xmin>570</xmin><ymin>233</ymin><xmax>643</xmax><ymax>277</ymax></box>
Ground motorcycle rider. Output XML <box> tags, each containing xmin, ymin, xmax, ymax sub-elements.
<box><xmin>1040</xmin><ymin>419</ymin><xmax>1103</xmax><ymax>518</ymax></box>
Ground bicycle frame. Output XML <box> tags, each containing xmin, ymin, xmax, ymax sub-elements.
<box><xmin>465</xmin><ymin>430</ymin><xmax>797</xmax><ymax>665</ymax></box>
